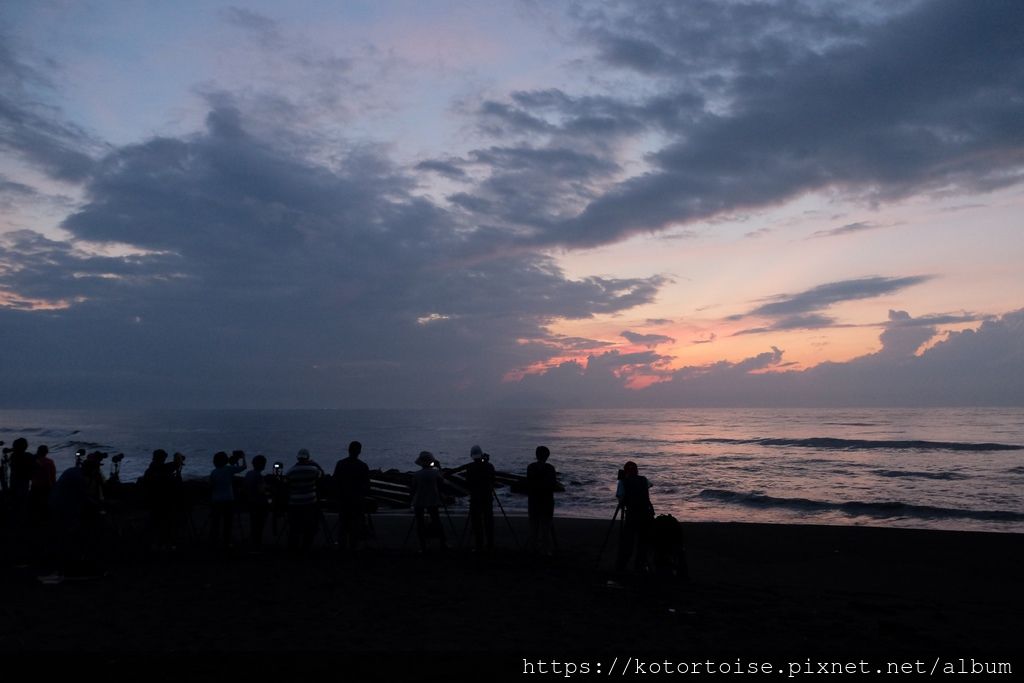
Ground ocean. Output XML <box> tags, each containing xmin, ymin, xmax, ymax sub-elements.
<box><xmin>2</xmin><ymin>407</ymin><xmax>1022</xmax><ymax>533</ymax></box>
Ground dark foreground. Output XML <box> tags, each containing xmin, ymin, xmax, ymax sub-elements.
<box><xmin>1</xmin><ymin>515</ymin><xmax>1021</xmax><ymax>680</ymax></box>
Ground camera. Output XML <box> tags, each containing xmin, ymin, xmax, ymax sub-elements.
<box><xmin>229</xmin><ymin>450</ymin><xmax>245</xmax><ymax>465</ymax></box>
<box><xmin>111</xmin><ymin>453</ymin><xmax>124</xmax><ymax>464</ymax></box>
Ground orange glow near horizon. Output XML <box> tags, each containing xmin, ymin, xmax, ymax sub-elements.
<box><xmin>502</xmin><ymin>312</ymin><xmax>990</xmax><ymax>388</ymax></box>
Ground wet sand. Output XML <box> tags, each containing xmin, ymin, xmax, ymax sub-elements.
<box><xmin>1</xmin><ymin>514</ymin><xmax>1021</xmax><ymax>679</ymax></box>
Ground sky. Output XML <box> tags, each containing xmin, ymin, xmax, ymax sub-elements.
<box><xmin>0</xmin><ymin>0</ymin><xmax>1022</xmax><ymax>409</ymax></box>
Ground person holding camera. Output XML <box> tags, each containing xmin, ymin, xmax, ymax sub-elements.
<box><xmin>615</xmin><ymin>461</ymin><xmax>655</xmax><ymax>573</ymax></box>
<box><xmin>465</xmin><ymin>445</ymin><xmax>495</xmax><ymax>554</ymax></box>
<box><xmin>144</xmin><ymin>450</ymin><xmax>178</xmax><ymax>550</ymax></box>
<box><xmin>411</xmin><ymin>451</ymin><xmax>448</xmax><ymax>553</ymax></box>
<box><xmin>286</xmin><ymin>448</ymin><xmax>323</xmax><ymax>553</ymax></box>
<box><xmin>268</xmin><ymin>461</ymin><xmax>289</xmax><ymax>536</ymax></box>
<box><xmin>243</xmin><ymin>455</ymin><xmax>270</xmax><ymax>551</ymax></box>
<box><xmin>209</xmin><ymin>450</ymin><xmax>247</xmax><ymax>550</ymax></box>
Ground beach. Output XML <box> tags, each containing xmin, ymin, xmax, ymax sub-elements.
<box><xmin>1</xmin><ymin>513</ymin><xmax>1020</xmax><ymax>679</ymax></box>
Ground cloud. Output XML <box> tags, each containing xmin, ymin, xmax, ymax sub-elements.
<box><xmin>448</xmin><ymin>1</ymin><xmax>1024</xmax><ymax>248</ymax></box>
<box><xmin>415</xmin><ymin>159</ymin><xmax>468</xmax><ymax>180</ymax></box>
<box><xmin>0</xmin><ymin>40</ymin><xmax>104</xmax><ymax>181</ymax></box>
<box><xmin>734</xmin><ymin>276</ymin><xmax>933</xmax><ymax>320</ymax></box>
<box><xmin>621</xmin><ymin>330</ymin><xmax>674</xmax><ymax>347</ymax></box>
<box><xmin>507</xmin><ymin>309</ymin><xmax>1024</xmax><ymax>406</ymax></box>
<box><xmin>221</xmin><ymin>7</ymin><xmax>285</xmax><ymax>49</ymax></box>
<box><xmin>0</xmin><ymin>104</ymin><xmax>666</xmax><ymax>407</ymax></box>
<box><xmin>808</xmin><ymin>221</ymin><xmax>887</xmax><ymax>239</ymax></box>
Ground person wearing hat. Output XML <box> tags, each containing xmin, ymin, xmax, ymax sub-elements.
<box><xmin>286</xmin><ymin>448</ymin><xmax>323</xmax><ymax>553</ymax></box>
<box><xmin>411</xmin><ymin>451</ymin><xmax>447</xmax><ymax>553</ymax></box>
<box><xmin>464</xmin><ymin>445</ymin><xmax>495</xmax><ymax>554</ymax></box>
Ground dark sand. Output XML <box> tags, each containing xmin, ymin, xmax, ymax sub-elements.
<box><xmin>1</xmin><ymin>513</ymin><xmax>1021</xmax><ymax>679</ymax></box>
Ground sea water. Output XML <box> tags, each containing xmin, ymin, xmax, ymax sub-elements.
<box><xmin>1</xmin><ymin>407</ymin><xmax>1022</xmax><ymax>533</ymax></box>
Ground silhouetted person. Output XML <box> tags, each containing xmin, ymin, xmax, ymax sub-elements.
<box><xmin>465</xmin><ymin>445</ymin><xmax>495</xmax><ymax>554</ymax></box>
<box><xmin>143</xmin><ymin>449</ymin><xmax>178</xmax><ymax>550</ymax></box>
<box><xmin>268</xmin><ymin>461</ymin><xmax>289</xmax><ymax>536</ymax></box>
<box><xmin>527</xmin><ymin>446</ymin><xmax>557</xmax><ymax>555</ymax></box>
<box><xmin>8</xmin><ymin>437</ymin><xmax>33</xmax><ymax>522</ymax></box>
<box><xmin>243</xmin><ymin>455</ymin><xmax>270</xmax><ymax>551</ymax></box>
<box><xmin>333</xmin><ymin>440</ymin><xmax>370</xmax><ymax>554</ymax></box>
<box><xmin>49</xmin><ymin>458</ymin><xmax>105</xmax><ymax>577</ymax></box>
<box><xmin>209</xmin><ymin>450</ymin><xmax>246</xmax><ymax>550</ymax></box>
<box><xmin>29</xmin><ymin>444</ymin><xmax>56</xmax><ymax>524</ymax></box>
<box><xmin>82</xmin><ymin>452</ymin><xmax>106</xmax><ymax>511</ymax></box>
<box><xmin>411</xmin><ymin>451</ymin><xmax>447</xmax><ymax>553</ymax></box>
<box><xmin>615</xmin><ymin>460</ymin><xmax>654</xmax><ymax>573</ymax></box>
<box><xmin>286</xmin><ymin>448</ymin><xmax>322</xmax><ymax>553</ymax></box>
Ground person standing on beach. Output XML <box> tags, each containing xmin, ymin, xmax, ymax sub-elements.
<box><xmin>333</xmin><ymin>440</ymin><xmax>371</xmax><ymax>554</ymax></box>
<box><xmin>7</xmin><ymin>438</ymin><xmax>34</xmax><ymax>522</ymax></box>
<box><xmin>286</xmin><ymin>448</ymin><xmax>323</xmax><ymax>553</ymax></box>
<box><xmin>29</xmin><ymin>444</ymin><xmax>56</xmax><ymax>524</ymax></box>
<box><xmin>268</xmin><ymin>461</ymin><xmax>289</xmax><ymax>536</ymax></box>
<box><xmin>209</xmin><ymin>451</ymin><xmax>247</xmax><ymax>550</ymax></box>
<box><xmin>526</xmin><ymin>446</ymin><xmax>557</xmax><ymax>555</ymax></box>
<box><xmin>465</xmin><ymin>445</ymin><xmax>495</xmax><ymax>554</ymax></box>
<box><xmin>143</xmin><ymin>450</ymin><xmax>178</xmax><ymax>550</ymax></box>
<box><xmin>615</xmin><ymin>460</ymin><xmax>654</xmax><ymax>573</ymax></box>
<box><xmin>243</xmin><ymin>455</ymin><xmax>270</xmax><ymax>551</ymax></box>
<box><xmin>411</xmin><ymin>451</ymin><xmax>447</xmax><ymax>553</ymax></box>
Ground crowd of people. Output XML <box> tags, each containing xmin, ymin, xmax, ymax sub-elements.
<box><xmin>1</xmin><ymin>436</ymin><xmax>686</xmax><ymax>580</ymax></box>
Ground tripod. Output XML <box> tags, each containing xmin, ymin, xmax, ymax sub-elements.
<box><xmin>595</xmin><ymin>502</ymin><xmax>624</xmax><ymax>568</ymax></box>
<box><xmin>403</xmin><ymin>500</ymin><xmax>457</xmax><ymax>551</ymax></box>
<box><xmin>459</xmin><ymin>487</ymin><xmax>520</xmax><ymax>551</ymax></box>
<box><xmin>274</xmin><ymin>503</ymin><xmax>336</xmax><ymax>548</ymax></box>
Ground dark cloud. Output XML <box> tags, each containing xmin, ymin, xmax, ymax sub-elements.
<box><xmin>732</xmin><ymin>314</ymin><xmax>841</xmax><ymax>336</ymax></box>
<box><xmin>221</xmin><ymin>7</ymin><xmax>285</xmax><ymax>49</ymax></box>
<box><xmin>450</xmin><ymin>1</ymin><xmax>1024</xmax><ymax>248</ymax></box>
<box><xmin>0</xmin><ymin>105</ymin><xmax>665</xmax><ymax>407</ymax></box>
<box><xmin>734</xmin><ymin>276</ymin><xmax>932</xmax><ymax>320</ymax></box>
<box><xmin>444</xmin><ymin>143</ymin><xmax>625</xmax><ymax>238</ymax></box>
<box><xmin>415</xmin><ymin>159</ymin><xmax>468</xmax><ymax>180</ymax></box>
<box><xmin>0</xmin><ymin>40</ymin><xmax>103</xmax><ymax>181</ymax></box>
<box><xmin>808</xmin><ymin>221</ymin><xmax>885</xmax><ymax>239</ymax></box>
<box><xmin>881</xmin><ymin>309</ymin><xmax>991</xmax><ymax>327</ymax></box>
<box><xmin>621</xmin><ymin>330</ymin><xmax>674</xmax><ymax>347</ymax></box>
